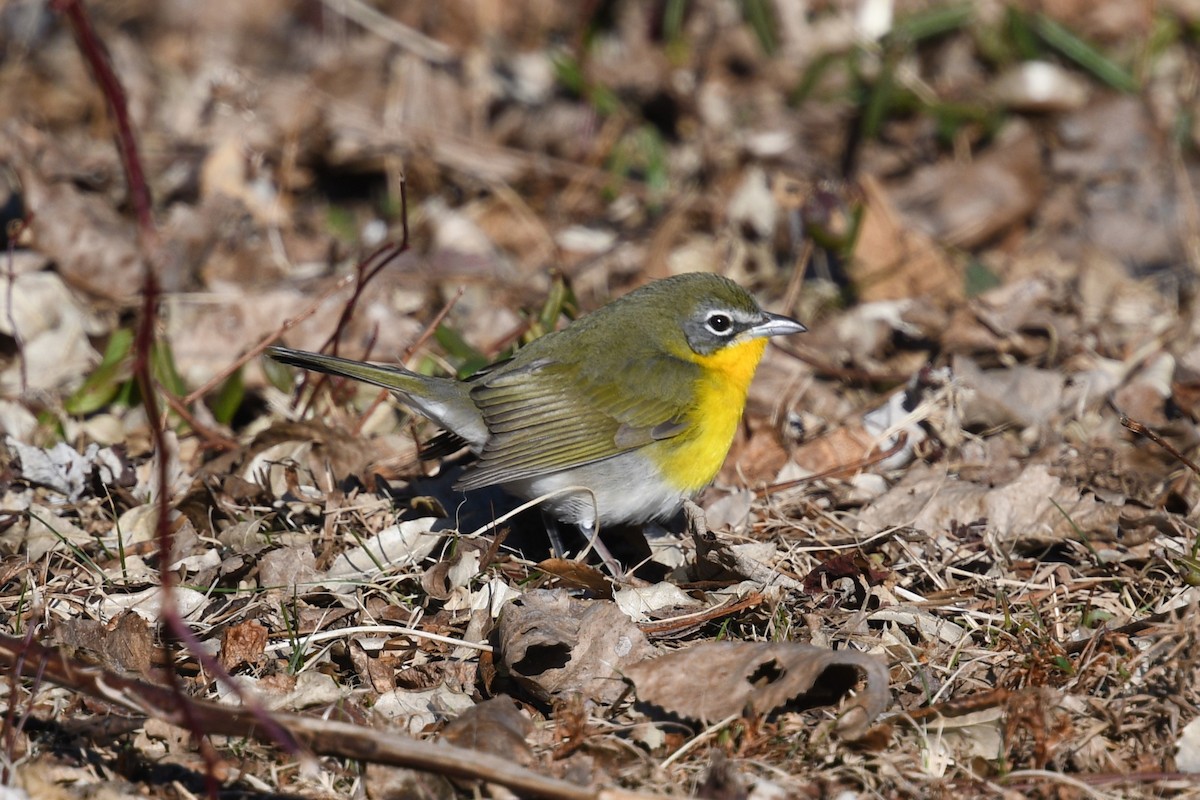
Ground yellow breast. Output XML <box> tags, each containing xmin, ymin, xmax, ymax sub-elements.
<box><xmin>653</xmin><ymin>337</ymin><xmax>768</xmax><ymax>491</ymax></box>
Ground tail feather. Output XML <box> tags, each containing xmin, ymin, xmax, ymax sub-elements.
<box><xmin>266</xmin><ymin>345</ymin><xmax>489</xmax><ymax>451</ymax></box>
<box><xmin>266</xmin><ymin>346</ymin><xmax>423</xmax><ymax>394</ymax></box>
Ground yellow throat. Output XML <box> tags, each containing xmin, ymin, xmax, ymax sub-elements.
<box><xmin>654</xmin><ymin>336</ymin><xmax>769</xmax><ymax>491</ymax></box>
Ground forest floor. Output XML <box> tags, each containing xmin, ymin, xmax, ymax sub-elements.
<box><xmin>3</xmin><ymin>0</ymin><xmax>1200</xmax><ymax>797</ymax></box>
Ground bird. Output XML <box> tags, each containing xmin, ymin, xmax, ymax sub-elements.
<box><xmin>267</xmin><ymin>272</ymin><xmax>805</xmax><ymax>572</ymax></box>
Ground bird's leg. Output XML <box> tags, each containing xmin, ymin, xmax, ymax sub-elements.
<box><xmin>541</xmin><ymin>512</ymin><xmax>623</xmax><ymax>576</ymax></box>
<box><xmin>541</xmin><ymin>510</ymin><xmax>570</xmax><ymax>559</ymax></box>
<box><xmin>578</xmin><ymin>519</ymin><xmax>624</xmax><ymax>577</ymax></box>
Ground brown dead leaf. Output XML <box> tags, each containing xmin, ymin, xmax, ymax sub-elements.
<box><xmin>953</xmin><ymin>356</ymin><xmax>1065</xmax><ymax>431</ymax></box>
<box><xmin>790</xmin><ymin>424</ymin><xmax>878</xmax><ymax>479</ymax></box>
<box><xmin>51</xmin><ymin>611</ymin><xmax>153</xmax><ymax>677</ymax></box>
<box><xmin>350</xmin><ymin>641</ymin><xmax>403</xmax><ymax>693</ymax></box>
<box><xmin>890</xmin><ymin>122</ymin><xmax>1045</xmax><ymax>250</ymax></box>
<box><xmin>494</xmin><ymin>590</ymin><xmax>655</xmax><ymax>705</ymax></box>
<box><xmin>719</xmin><ymin>415</ymin><xmax>789</xmax><ymax>485</ymax></box>
<box><xmin>363</xmin><ymin>763</ymin><xmax>455</xmax><ymax>800</ymax></box>
<box><xmin>257</xmin><ymin>545</ymin><xmax>319</xmax><ymax>594</ymax></box>
<box><xmin>220</xmin><ymin>619</ymin><xmax>268</xmax><ymax>672</ymax></box>
<box><xmin>439</xmin><ymin>695</ymin><xmax>533</xmax><ymax>765</ymax></box>
<box><xmin>802</xmin><ymin>553</ymin><xmax>891</xmax><ymax>596</ymax></box>
<box><xmin>1110</xmin><ymin>352</ymin><xmax>1173</xmax><ymax>427</ymax></box>
<box><xmin>856</xmin><ymin>462</ymin><xmax>1121</xmax><ymax>547</ymax></box>
<box><xmin>849</xmin><ymin>175</ymin><xmax>962</xmax><ymax>305</ymax></box>
<box><xmin>624</xmin><ymin>641</ymin><xmax>889</xmax><ymax>739</ymax></box>
<box><xmin>535</xmin><ymin>558</ymin><xmax>612</xmax><ymax>595</ymax></box>
<box><xmin>3</xmin><ymin>125</ymin><xmax>146</xmax><ymax>301</ymax></box>
<box><xmin>692</xmin><ymin>527</ymin><xmax>802</xmax><ymax>590</ymax></box>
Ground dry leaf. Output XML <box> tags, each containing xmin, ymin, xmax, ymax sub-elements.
<box><xmin>220</xmin><ymin>619</ymin><xmax>268</xmax><ymax>672</ymax></box>
<box><xmin>856</xmin><ymin>462</ymin><xmax>1121</xmax><ymax>546</ymax></box>
<box><xmin>849</xmin><ymin>176</ymin><xmax>962</xmax><ymax>305</ymax></box>
<box><xmin>322</xmin><ymin>518</ymin><xmax>444</xmax><ymax>600</ymax></box>
<box><xmin>534</xmin><ymin>558</ymin><xmax>612</xmax><ymax>594</ymax></box>
<box><xmin>624</xmin><ymin>641</ymin><xmax>889</xmax><ymax>739</ymax></box>
<box><xmin>494</xmin><ymin>590</ymin><xmax>655</xmax><ymax>705</ymax></box>
<box><xmin>51</xmin><ymin>611</ymin><xmax>153</xmax><ymax>677</ymax></box>
<box><xmin>890</xmin><ymin>121</ymin><xmax>1044</xmax><ymax>249</ymax></box>
<box><xmin>258</xmin><ymin>545</ymin><xmax>319</xmax><ymax>593</ymax></box>
<box><xmin>439</xmin><ymin>695</ymin><xmax>533</xmax><ymax>765</ymax></box>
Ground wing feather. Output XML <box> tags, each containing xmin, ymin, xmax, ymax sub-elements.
<box><xmin>454</xmin><ymin>353</ymin><xmax>699</xmax><ymax>491</ymax></box>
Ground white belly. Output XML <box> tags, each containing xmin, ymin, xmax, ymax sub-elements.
<box><xmin>504</xmin><ymin>452</ymin><xmax>693</xmax><ymax>528</ymax></box>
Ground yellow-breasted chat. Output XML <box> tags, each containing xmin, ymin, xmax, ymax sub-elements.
<box><xmin>267</xmin><ymin>272</ymin><xmax>805</xmax><ymax>570</ymax></box>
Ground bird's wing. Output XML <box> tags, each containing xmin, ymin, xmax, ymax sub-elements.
<box><xmin>453</xmin><ymin>354</ymin><xmax>698</xmax><ymax>490</ymax></box>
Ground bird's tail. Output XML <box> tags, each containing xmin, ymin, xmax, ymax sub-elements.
<box><xmin>266</xmin><ymin>345</ymin><xmax>488</xmax><ymax>450</ymax></box>
<box><xmin>266</xmin><ymin>346</ymin><xmax>427</xmax><ymax>394</ymax></box>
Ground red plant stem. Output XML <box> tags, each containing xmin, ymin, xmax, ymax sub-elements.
<box><xmin>51</xmin><ymin>0</ymin><xmax>155</xmax><ymax>245</ymax></box>
<box><xmin>51</xmin><ymin>3</ymin><xmax>301</xmax><ymax>792</ymax></box>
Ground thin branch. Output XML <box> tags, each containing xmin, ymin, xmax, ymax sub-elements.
<box><xmin>1121</xmin><ymin>415</ymin><xmax>1200</xmax><ymax>478</ymax></box>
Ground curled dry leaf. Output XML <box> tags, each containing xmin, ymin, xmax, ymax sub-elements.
<box><xmin>494</xmin><ymin>590</ymin><xmax>655</xmax><ymax>706</ymax></box>
<box><xmin>613</xmin><ymin>581</ymin><xmax>701</xmax><ymax>623</ymax></box>
<box><xmin>623</xmin><ymin>641</ymin><xmax>890</xmax><ymax>739</ymax></box>
<box><xmin>421</xmin><ymin>546</ymin><xmax>483</xmax><ymax>603</ymax></box>
<box><xmin>534</xmin><ymin>558</ymin><xmax>612</xmax><ymax>595</ymax></box>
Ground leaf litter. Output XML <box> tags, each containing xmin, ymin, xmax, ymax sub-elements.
<box><xmin>3</xmin><ymin>0</ymin><xmax>1200</xmax><ymax>798</ymax></box>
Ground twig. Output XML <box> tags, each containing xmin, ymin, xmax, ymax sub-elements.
<box><xmin>158</xmin><ymin>382</ymin><xmax>240</xmax><ymax>452</ymax></box>
<box><xmin>779</xmin><ymin>238</ymin><xmax>813</xmax><ymax>316</ymax></box>
<box><xmin>0</xmin><ymin>617</ymin><xmax>41</xmax><ymax>783</ymax></box>
<box><xmin>318</xmin><ymin>0</ymin><xmax>455</xmax><ymax>64</ymax></box>
<box><xmin>323</xmin><ymin>183</ymin><xmax>410</xmax><ymax>361</ymax></box>
<box><xmin>659</xmin><ymin>713</ymin><xmax>739</xmax><ymax>769</ymax></box>
<box><xmin>1121</xmin><ymin>415</ymin><xmax>1200</xmax><ymax>478</ymax></box>
<box><xmin>886</xmin><ymin>687</ymin><xmax>1011</xmax><ymax>725</ymax></box>
<box><xmin>293</xmin><ymin>181</ymin><xmax>410</xmax><ymax>417</ymax></box>
<box><xmin>638</xmin><ymin>592</ymin><xmax>765</xmax><ymax>637</ymax></box>
<box><xmin>263</xmin><ymin>623</ymin><xmax>493</xmax><ymax>654</ymax></box>
<box><xmin>53</xmin><ymin>4</ymin><xmax>299</xmax><ymax>793</ymax></box>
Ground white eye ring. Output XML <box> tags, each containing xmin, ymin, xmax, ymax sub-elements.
<box><xmin>705</xmin><ymin>312</ymin><xmax>734</xmax><ymax>335</ymax></box>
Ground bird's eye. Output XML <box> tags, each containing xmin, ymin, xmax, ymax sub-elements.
<box><xmin>705</xmin><ymin>313</ymin><xmax>733</xmax><ymax>335</ymax></box>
